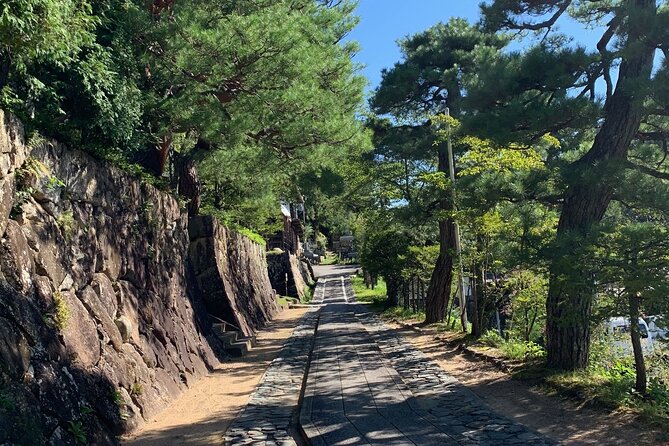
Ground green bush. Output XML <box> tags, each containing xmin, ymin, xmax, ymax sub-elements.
<box><xmin>477</xmin><ymin>330</ymin><xmax>545</xmax><ymax>360</ymax></box>
<box><xmin>480</xmin><ymin>330</ymin><xmax>504</xmax><ymax>348</ymax></box>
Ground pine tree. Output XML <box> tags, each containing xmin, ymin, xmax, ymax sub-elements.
<box><xmin>371</xmin><ymin>19</ymin><xmax>506</xmax><ymax>324</ymax></box>
<box><xmin>479</xmin><ymin>0</ymin><xmax>668</xmax><ymax>369</ymax></box>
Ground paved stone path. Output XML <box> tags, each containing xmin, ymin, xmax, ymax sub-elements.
<box><xmin>300</xmin><ymin>277</ymin><xmax>556</xmax><ymax>446</ymax></box>
<box><xmin>223</xmin><ymin>309</ymin><xmax>319</xmax><ymax>445</ymax></box>
<box><xmin>224</xmin><ymin>274</ymin><xmax>556</xmax><ymax>445</ymax></box>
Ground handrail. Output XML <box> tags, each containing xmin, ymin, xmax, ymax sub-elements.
<box><xmin>210</xmin><ymin>315</ymin><xmax>242</xmax><ymax>333</ymax></box>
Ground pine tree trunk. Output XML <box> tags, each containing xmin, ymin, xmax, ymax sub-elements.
<box><xmin>628</xmin><ymin>294</ymin><xmax>647</xmax><ymax>394</ymax></box>
<box><xmin>0</xmin><ymin>50</ymin><xmax>9</xmax><ymax>90</ymax></box>
<box><xmin>178</xmin><ymin>157</ymin><xmax>201</xmax><ymax>216</ymax></box>
<box><xmin>425</xmin><ymin>144</ymin><xmax>456</xmax><ymax>324</ymax></box>
<box><xmin>425</xmin><ymin>218</ymin><xmax>456</xmax><ymax>323</ymax></box>
<box><xmin>546</xmin><ymin>0</ymin><xmax>656</xmax><ymax>370</ymax></box>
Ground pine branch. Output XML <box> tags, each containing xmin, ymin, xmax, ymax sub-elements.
<box><xmin>498</xmin><ymin>1</ymin><xmax>572</xmax><ymax>31</ymax></box>
<box><xmin>624</xmin><ymin>159</ymin><xmax>669</xmax><ymax>181</ymax></box>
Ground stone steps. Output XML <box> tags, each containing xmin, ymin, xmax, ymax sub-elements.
<box><xmin>212</xmin><ymin>323</ymin><xmax>257</xmax><ymax>357</ymax></box>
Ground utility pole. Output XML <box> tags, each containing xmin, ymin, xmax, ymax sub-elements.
<box><xmin>446</xmin><ymin>107</ymin><xmax>468</xmax><ymax>332</ymax></box>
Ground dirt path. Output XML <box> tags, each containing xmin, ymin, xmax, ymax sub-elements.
<box><xmin>122</xmin><ymin>307</ymin><xmax>307</xmax><ymax>446</ymax></box>
<box><xmin>388</xmin><ymin>322</ymin><xmax>666</xmax><ymax>446</ymax></box>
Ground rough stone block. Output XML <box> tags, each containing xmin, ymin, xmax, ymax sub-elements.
<box><xmin>0</xmin><ymin>177</ymin><xmax>14</xmax><ymax>237</ymax></box>
<box><xmin>0</xmin><ymin>220</ymin><xmax>35</xmax><ymax>293</ymax></box>
<box><xmin>91</xmin><ymin>273</ymin><xmax>118</xmax><ymax>319</ymax></box>
<box><xmin>78</xmin><ymin>285</ymin><xmax>123</xmax><ymax>351</ymax></box>
<box><xmin>0</xmin><ymin>317</ymin><xmax>30</xmax><ymax>378</ymax></box>
<box><xmin>60</xmin><ymin>290</ymin><xmax>101</xmax><ymax>368</ymax></box>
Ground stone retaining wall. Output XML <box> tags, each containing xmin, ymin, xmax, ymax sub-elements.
<box><xmin>267</xmin><ymin>251</ymin><xmax>314</xmax><ymax>300</ymax></box>
<box><xmin>189</xmin><ymin>216</ymin><xmax>277</xmax><ymax>337</ymax></box>
<box><xmin>0</xmin><ymin>110</ymin><xmax>275</xmax><ymax>444</ymax></box>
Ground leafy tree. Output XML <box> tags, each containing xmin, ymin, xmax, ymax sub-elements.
<box><xmin>358</xmin><ymin>225</ymin><xmax>411</xmax><ymax>307</ymax></box>
<box><xmin>506</xmin><ymin>270</ymin><xmax>548</xmax><ymax>343</ymax></box>
<box><xmin>140</xmin><ymin>0</ymin><xmax>368</xmax><ymax>217</ymax></box>
<box><xmin>431</xmin><ymin>113</ymin><xmax>556</xmax><ymax>336</ymax></box>
<box><xmin>593</xmin><ymin>213</ymin><xmax>669</xmax><ymax>393</ymax></box>
<box><xmin>0</xmin><ymin>0</ymin><xmax>97</xmax><ymax>104</ymax></box>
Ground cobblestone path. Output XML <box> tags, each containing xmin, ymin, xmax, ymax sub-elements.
<box><xmin>224</xmin><ymin>274</ymin><xmax>556</xmax><ymax>445</ymax></box>
<box><xmin>300</xmin><ymin>276</ymin><xmax>556</xmax><ymax>446</ymax></box>
<box><xmin>223</xmin><ymin>309</ymin><xmax>319</xmax><ymax>446</ymax></box>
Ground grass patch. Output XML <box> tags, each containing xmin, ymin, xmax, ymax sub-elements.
<box><xmin>276</xmin><ymin>295</ymin><xmax>290</xmax><ymax>307</ymax></box>
<box><xmin>276</xmin><ymin>295</ymin><xmax>300</xmax><ymax>306</ymax></box>
<box><xmin>460</xmin><ymin>329</ymin><xmax>669</xmax><ymax>431</ymax></box>
<box><xmin>51</xmin><ymin>291</ymin><xmax>70</xmax><ymax>330</ymax></box>
<box><xmin>538</xmin><ymin>357</ymin><xmax>669</xmax><ymax>428</ymax></box>
<box><xmin>320</xmin><ymin>254</ymin><xmax>339</xmax><ymax>265</ymax></box>
<box><xmin>351</xmin><ymin>275</ymin><xmax>386</xmax><ymax>303</ymax></box>
<box><xmin>381</xmin><ymin>306</ymin><xmax>424</xmax><ymax>322</ymax></box>
<box><xmin>321</xmin><ymin>253</ymin><xmax>357</xmax><ymax>265</ymax></box>
<box><xmin>302</xmin><ymin>284</ymin><xmax>315</xmax><ymax>303</ymax></box>
<box><xmin>351</xmin><ymin>275</ymin><xmax>387</xmax><ymax>312</ymax></box>
<box><xmin>56</xmin><ymin>211</ymin><xmax>77</xmax><ymax>241</ymax></box>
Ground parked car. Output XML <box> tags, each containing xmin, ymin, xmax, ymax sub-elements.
<box><xmin>646</xmin><ymin>315</ymin><xmax>668</xmax><ymax>341</ymax></box>
<box><xmin>606</xmin><ymin>317</ymin><xmax>654</xmax><ymax>354</ymax></box>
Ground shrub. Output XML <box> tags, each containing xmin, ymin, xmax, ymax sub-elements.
<box><xmin>480</xmin><ymin>330</ymin><xmax>504</xmax><ymax>348</ymax></box>
<box><xmin>52</xmin><ymin>291</ymin><xmax>70</xmax><ymax>330</ymax></box>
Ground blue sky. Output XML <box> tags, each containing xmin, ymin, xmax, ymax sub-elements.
<box><xmin>346</xmin><ymin>1</ymin><xmax>603</xmax><ymax>96</ymax></box>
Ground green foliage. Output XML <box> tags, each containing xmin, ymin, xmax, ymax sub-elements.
<box><xmin>358</xmin><ymin>226</ymin><xmax>412</xmax><ymax>305</ymax></box>
<box><xmin>372</xmin><ymin>18</ymin><xmax>506</xmax><ymax>118</ymax></box>
<box><xmin>479</xmin><ymin>330</ymin><xmax>545</xmax><ymax>360</ymax></box>
<box><xmin>66</xmin><ymin>420</ymin><xmax>86</xmax><ymax>444</ymax></box>
<box><xmin>111</xmin><ymin>390</ymin><xmax>123</xmax><ymax>407</ymax></box>
<box><xmin>235</xmin><ymin>228</ymin><xmax>266</xmax><ymax>247</ymax></box>
<box><xmin>432</xmin><ymin>114</ymin><xmax>552</xmax><ymax>177</ymax></box>
<box><xmin>500</xmin><ymin>340</ymin><xmax>546</xmax><ymax>361</ymax></box>
<box><xmin>51</xmin><ymin>291</ymin><xmax>69</xmax><ymax>330</ymax></box>
<box><xmin>381</xmin><ymin>306</ymin><xmax>425</xmax><ymax>322</ymax></box>
<box><xmin>275</xmin><ymin>295</ymin><xmax>291</xmax><ymax>307</ymax></box>
<box><xmin>506</xmin><ymin>270</ymin><xmax>548</xmax><ymax>342</ymax></box>
<box><xmin>479</xmin><ymin>330</ymin><xmax>504</xmax><ymax>348</ymax></box>
<box><xmin>400</xmin><ymin>245</ymin><xmax>439</xmax><ymax>282</ymax></box>
<box><xmin>594</xmin><ymin>221</ymin><xmax>669</xmax><ymax>316</ymax></box>
<box><xmin>56</xmin><ymin>211</ymin><xmax>76</xmax><ymax>241</ymax></box>
<box><xmin>0</xmin><ymin>0</ymin><xmax>98</xmax><ymax>105</ymax></box>
<box><xmin>319</xmin><ymin>253</ymin><xmax>340</xmax><ymax>266</ymax></box>
<box><xmin>302</xmin><ymin>284</ymin><xmax>314</xmax><ymax>304</ymax></box>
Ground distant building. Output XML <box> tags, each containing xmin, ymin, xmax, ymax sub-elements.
<box><xmin>267</xmin><ymin>201</ymin><xmax>305</xmax><ymax>255</ymax></box>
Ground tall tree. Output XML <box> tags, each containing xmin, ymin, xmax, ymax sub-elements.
<box><xmin>371</xmin><ymin>19</ymin><xmax>506</xmax><ymax>323</ymax></box>
<box><xmin>479</xmin><ymin>0</ymin><xmax>666</xmax><ymax>369</ymax></box>
<box><xmin>143</xmin><ymin>0</ymin><xmax>368</xmax><ymax>217</ymax></box>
